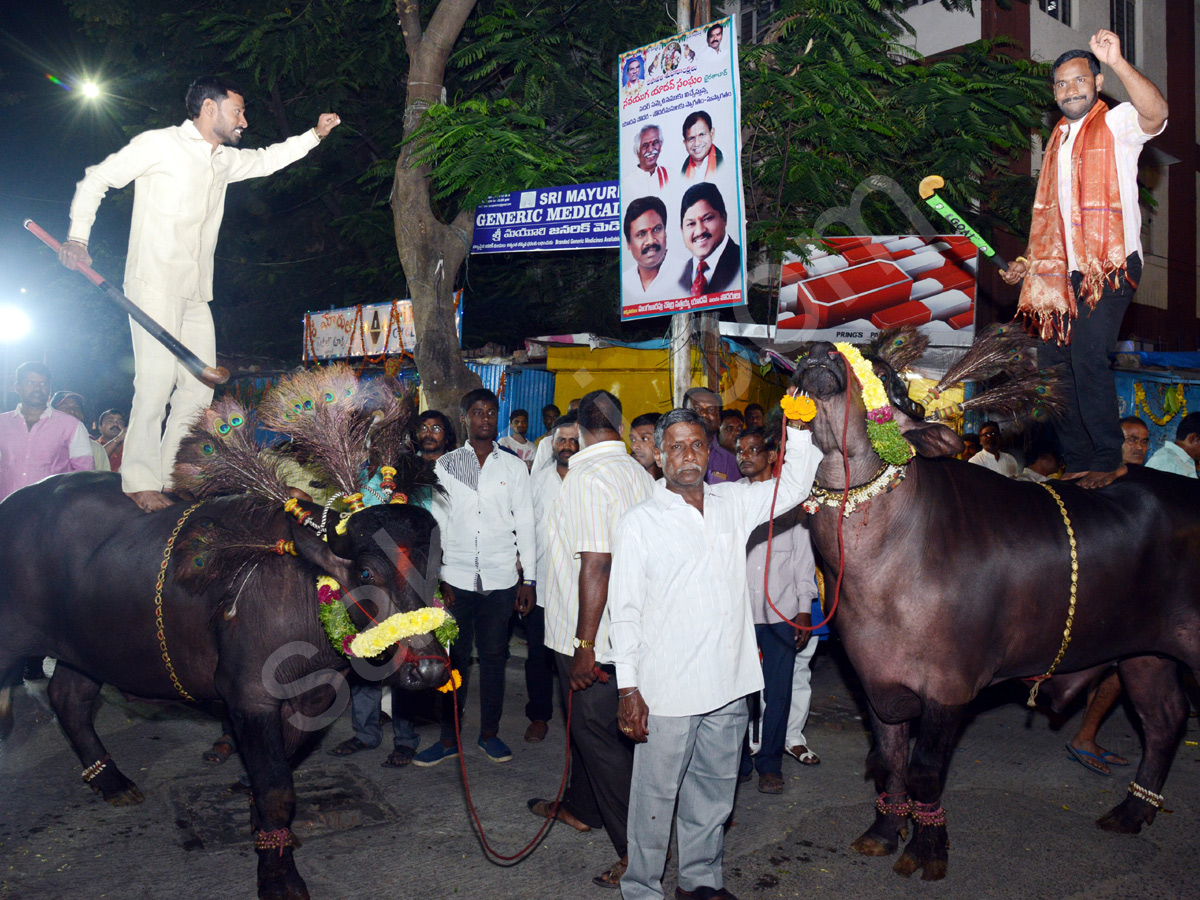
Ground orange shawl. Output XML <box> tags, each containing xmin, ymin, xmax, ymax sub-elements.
<box><xmin>1017</xmin><ymin>100</ymin><xmax>1133</xmax><ymax>345</ymax></box>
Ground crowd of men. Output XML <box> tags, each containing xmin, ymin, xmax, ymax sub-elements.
<box><xmin>304</xmin><ymin>383</ymin><xmax>825</xmax><ymax>900</ymax></box>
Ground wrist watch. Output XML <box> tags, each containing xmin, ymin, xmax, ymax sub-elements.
<box><xmin>572</xmin><ymin>637</ymin><xmax>595</xmax><ymax>649</ymax></box>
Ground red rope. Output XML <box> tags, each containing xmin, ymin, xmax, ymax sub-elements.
<box><xmin>449</xmin><ymin>670</ymin><xmax>574</xmax><ymax>864</ymax></box>
<box><xmin>763</xmin><ymin>351</ymin><xmax>854</xmax><ymax>633</ymax></box>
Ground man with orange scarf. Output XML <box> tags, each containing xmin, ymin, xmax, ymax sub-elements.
<box><xmin>1001</xmin><ymin>30</ymin><xmax>1167</xmax><ymax>489</ymax></box>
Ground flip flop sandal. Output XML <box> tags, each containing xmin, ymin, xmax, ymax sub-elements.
<box><xmin>381</xmin><ymin>748</ymin><xmax>415</xmax><ymax>768</ymax></box>
<box><xmin>202</xmin><ymin>736</ymin><xmax>236</xmax><ymax>764</ymax></box>
<box><xmin>1066</xmin><ymin>743</ymin><xmax>1111</xmax><ymax>776</ymax></box>
<box><xmin>1100</xmin><ymin>750</ymin><xmax>1131</xmax><ymax>767</ymax></box>
<box><xmin>592</xmin><ymin>857</ymin><xmax>628</xmax><ymax>889</ymax></box>
<box><xmin>328</xmin><ymin>737</ymin><xmax>373</xmax><ymax>757</ymax></box>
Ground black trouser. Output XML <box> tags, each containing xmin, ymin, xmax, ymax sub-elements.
<box><xmin>553</xmin><ymin>651</ymin><xmax>633</xmax><ymax>857</ymax></box>
<box><xmin>520</xmin><ymin>606</ymin><xmax>555</xmax><ymax>723</ymax></box>
<box><xmin>1040</xmin><ymin>252</ymin><xmax>1142</xmax><ymax>473</ymax></box>
<box><xmin>439</xmin><ymin>584</ymin><xmax>515</xmax><ymax>743</ymax></box>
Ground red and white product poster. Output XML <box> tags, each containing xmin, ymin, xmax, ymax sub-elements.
<box><xmin>618</xmin><ymin>15</ymin><xmax>746</xmax><ymax>321</ymax></box>
<box><xmin>774</xmin><ymin>236</ymin><xmax>978</xmax><ymax>347</ymax></box>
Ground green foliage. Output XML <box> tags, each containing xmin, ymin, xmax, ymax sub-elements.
<box><xmin>741</xmin><ymin>0</ymin><xmax>1049</xmax><ymax>257</ymax></box>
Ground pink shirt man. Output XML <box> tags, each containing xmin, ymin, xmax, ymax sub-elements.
<box><xmin>0</xmin><ymin>406</ymin><xmax>94</xmax><ymax>501</ymax></box>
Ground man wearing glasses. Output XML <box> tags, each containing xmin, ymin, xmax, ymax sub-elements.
<box><xmin>416</xmin><ymin>410</ymin><xmax>456</xmax><ymax>463</ymax></box>
<box><xmin>630</xmin><ymin>124</ymin><xmax>669</xmax><ymax>191</ymax></box>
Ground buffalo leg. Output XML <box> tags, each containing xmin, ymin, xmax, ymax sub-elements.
<box><xmin>47</xmin><ymin>663</ymin><xmax>143</xmax><ymax>805</ymax></box>
<box><xmin>851</xmin><ymin>709</ymin><xmax>911</xmax><ymax>857</ymax></box>
<box><xmin>1097</xmin><ymin>655</ymin><xmax>1186</xmax><ymax>834</ymax></box>
<box><xmin>230</xmin><ymin>708</ymin><xmax>309</xmax><ymax>900</ymax></box>
<box><xmin>894</xmin><ymin>700</ymin><xmax>964</xmax><ymax>881</ymax></box>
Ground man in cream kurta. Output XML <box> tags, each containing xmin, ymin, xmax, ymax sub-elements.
<box><xmin>59</xmin><ymin>75</ymin><xmax>340</xmax><ymax>511</ymax></box>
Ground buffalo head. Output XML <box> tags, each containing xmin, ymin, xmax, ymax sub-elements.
<box><xmin>289</xmin><ymin>502</ymin><xmax>449</xmax><ymax>691</ymax></box>
<box><xmin>794</xmin><ymin>342</ymin><xmax>962</xmax><ymax>461</ymax></box>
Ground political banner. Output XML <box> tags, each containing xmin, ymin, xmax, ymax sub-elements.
<box><xmin>618</xmin><ymin>16</ymin><xmax>746</xmax><ymax>321</ymax></box>
<box><xmin>470</xmin><ymin>181</ymin><xmax>621</xmax><ymax>254</ymax></box>
<box><xmin>303</xmin><ymin>293</ymin><xmax>464</xmax><ymax>362</ymax></box>
<box><xmin>774</xmin><ymin>236</ymin><xmax>978</xmax><ymax>347</ymax></box>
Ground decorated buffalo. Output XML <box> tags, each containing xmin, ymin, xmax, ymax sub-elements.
<box><xmin>791</xmin><ymin>332</ymin><xmax>1200</xmax><ymax>881</ymax></box>
<box><xmin>0</xmin><ymin>366</ymin><xmax>450</xmax><ymax>900</ymax></box>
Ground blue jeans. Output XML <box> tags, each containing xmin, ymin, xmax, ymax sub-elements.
<box><xmin>350</xmin><ymin>680</ymin><xmax>419</xmax><ymax>752</ymax></box>
<box><xmin>742</xmin><ymin>622</ymin><xmax>796</xmax><ymax>776</ymax></box>
<box><xmin>440</xmin><ymin>583</ymin><xmax>516</xmax><ymax>743</ymax></box>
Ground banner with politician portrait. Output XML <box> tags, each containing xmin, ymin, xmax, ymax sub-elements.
<box><xmin>618</xmin><ymin>16</ymin><xmax>746</xmax><ymax>321</ymax></box>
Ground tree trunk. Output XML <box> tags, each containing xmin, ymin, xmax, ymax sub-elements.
<box><xmin>391</xmin><ymin>0</ymin><xmax>482</xmax><ymax>415</ymax></box>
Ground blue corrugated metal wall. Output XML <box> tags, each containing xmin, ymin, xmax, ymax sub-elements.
<box><xmin>466</xmin><ymin>364</ymin><xmax>558</xmax><ymax>441</ymax></box>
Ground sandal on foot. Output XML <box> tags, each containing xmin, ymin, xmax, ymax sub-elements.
<box><xmin>592</xmin><ymin>856</ymin><xmax>627</xmax><ymax>889</ymax></box>
<box><xmin>786</xmin><ymin>745</ymin><xmax>820</xmax><ymax>765</ymax></box>
<box><xmin>527</xmin><ymin>798</ymin><xmax>591</xmax><ymax>832</ymax></box>
<box><xmin>1100</xmin><ymin>750</ymin><xmax>1130</xmax><ymax>767</ymax></box>
<box><xmin>1066</xmin><ymin>743</ymin><xmax>1111</xmax><ymax>776</ymax></box>
<box><xmin>202</xmin><ymin>736</ymin><xmax>236</xmax><ymax>764</ymax></box>
<box><xmin>381</xmin><ymin>748</ymin><xmax>415</xmax><ymax>768</ymax></box>
<box><xmin>328</xmin><ymin>737</ymin><xmax>374</xmax><ymax>757</ymax></box>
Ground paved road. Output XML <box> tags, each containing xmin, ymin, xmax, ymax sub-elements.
<box><xmin>2</xmin><ymin>642</ymin><xmax>1197</xmax><ymax>900</ymax></box>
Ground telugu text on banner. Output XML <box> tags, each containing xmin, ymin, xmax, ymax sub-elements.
<box><xmin>470</xmin><ymin>181</ymin><xmax>621</xmax><ymax>254</ymax></box>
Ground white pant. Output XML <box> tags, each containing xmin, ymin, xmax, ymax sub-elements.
<box><xmin>122</xmin><ymin>284</ymin><xmax>215</xmax><ymax>493</ymax></box>
<box><xmin>785</xmin><ymin>632</ymin><xmax>818</xmax><ymax>747</ymax></box>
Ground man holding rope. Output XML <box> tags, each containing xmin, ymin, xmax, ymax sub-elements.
<box><xmin>1000</xmin><ymin>30</ymin><xmax>1166</xmax><ymax>490</ymax></box>
<box><xmin>58</xmin><ymin>76</ymin><xmax>339</xmax><ymax>511</ymax></box>
<box><xmin>608</xmin><ymin>407</ymin><xmax>819</xmax><ymax>900</ymax></box>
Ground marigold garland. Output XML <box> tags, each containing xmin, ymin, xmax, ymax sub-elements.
<box><xmin>436</xmin><ymin>669</ymin><xmax>463</xmax><ymax>694</ymax></box>
<box><xmin>780</xmin><ymin>393</ymin><xmax>817</xmax><ymax>422</ymax></box>
<box><xmin>316</xmin><ymin>575</ymin><xmax>458</xmax><ymax>659</ymax></box>
<box><xmin>833</xmin><ymin>342</ymin><xmax>914</xmax><ymax>467</ymax></box>
<box><xmin>1134</xmin><ymin>382</ymin><xmax>1187</xmax><ymax>427</ymax></box>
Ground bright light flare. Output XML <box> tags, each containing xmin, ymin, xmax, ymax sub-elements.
<box><xmin>0</xmin><ymin>306</ymin><xmax>33</xmax><ymax>342</ymax></box>
<box><xmin>45</xmin><ymin>73</ymin><xmax>70</xmax><ymax>91</ymax></box>
<box><xmin>81</xmin><ymin>81</ymin><xmax>101</xmax><ymax>99</ymax></box>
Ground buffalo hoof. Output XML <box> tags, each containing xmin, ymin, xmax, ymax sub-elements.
<box><xmin>1096</xmin><ymin>796</ymin><xmax>1156</xmax><ymax>834</ymax></box>
<box><xmin>893</xmin><ymin>824</ymin><xmax>948</xmax><ymax>880</ymax></box>
<box><xmin>851</xmin><ymin>831</ymin><xmax>898</xmax><ymax>857</ymax></box>
<box><xmin>257</xmin><ymin>858</ymin><xmax>309</xmax><ymax>900</ymax></box>
<box><xmin>96</xmin><ymin>784</ymin><xmax>145</xmax><ymax>806</ymax></box>
<box><xmin>87</xmin><ymin>767</ymin><xmax>145</xmax><ymax>805</ymax></box>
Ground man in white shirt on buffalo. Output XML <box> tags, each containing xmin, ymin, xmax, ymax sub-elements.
<box><xmin>609</xmin><ymin>405</ymin><xmax>820</xmax><ymax>900</ymax></box>
<box><xmin>58</xmin><ymin>75</ymin><xmax>339</xmax><ymax>512</ymax></box>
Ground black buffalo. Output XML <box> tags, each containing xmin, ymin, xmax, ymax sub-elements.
<box><xmin>0</xmin><ymin>472</ymin><xmax>446</xmax><ymax>900</ymax></box>
<box><xmin>794</xmin><ymin>341</ymin><xmax>1200</xmax><ymax>880</ymax></box>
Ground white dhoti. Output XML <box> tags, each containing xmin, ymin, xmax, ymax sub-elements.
<box><xmin>121</xmin><ymin>282</ymin><xmax>215</xmax><ymax>494</ymax></box>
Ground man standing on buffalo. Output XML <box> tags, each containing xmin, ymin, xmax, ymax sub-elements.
<box><xmin>609</xmin><ymin>407</ymin><xmax>820</xmax><ymax>900</ymax></box>
<box><xmin>418</xmin><ymin>388</ymin><xmax>536</xmax><ymax>766</ymax></box>
<box><xmin>58</xmin><ymin>76</ymin><xmax>340</xmax><ymax>512</ymax></box>
<box><xmin>1000</xmin><ymin>31</ymin><xmax>1167</xmax><ymax>489</ymax></box>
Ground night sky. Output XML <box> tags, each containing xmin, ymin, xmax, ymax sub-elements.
<box><xmin>0</xmin><ymin>0</ymin><xmax>145</xmax><ymax>417</ymax></box>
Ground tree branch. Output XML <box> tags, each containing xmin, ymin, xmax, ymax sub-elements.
<box><xmin>395</xmin><ymin>0</ymin><xmax>422</xmax><ymax>57</ymax></box>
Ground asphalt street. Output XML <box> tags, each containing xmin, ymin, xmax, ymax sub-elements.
<box><xmin>2</xmin><ymin>640</ymin><xmax>1198</xmax><ymax>900</ymax></box>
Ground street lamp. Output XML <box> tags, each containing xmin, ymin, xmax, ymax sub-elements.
<box><xmin>0</xmin><ymin>305</ymin><xmax>33</xmax><ymax>412</ymax></box>
<box><xmin>81</xmin><ymin>81</ymin><xmax>101</xmax><ymax>99</ymax></box>
<box><xmin>78</xmin><ymin>80</ymin><xmax>158</xmax><ymax>112</ymax></box>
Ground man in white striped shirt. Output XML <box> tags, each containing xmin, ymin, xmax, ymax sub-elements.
<box><xmin>414</xmin><ymin>388</ymin><xmax>536</xmax><ymax>768</ymax></box>
<box><xmin>609</xmin><ymin>406</ymin><xmax>820</xmax><ymax>900</ymax></box>
<box><xmin>534</xmin><ymin>390</ymin><xmax>653</xmax><ymax>888</ymax></box>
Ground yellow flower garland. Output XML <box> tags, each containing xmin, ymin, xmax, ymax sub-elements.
<box><xmin>1134</xmin><ymin>382</ymin><xmax>1187</xmax><ymax>427</ymax></box>
<box><xmin>349</xmin><ymin>606</ymin><xmax>453</xmax><ymax>659</ymax></box>
<box><xmin>834</xmin><ymin>342</ymin><xmax>890</xmax><ymax>411</ymax></box>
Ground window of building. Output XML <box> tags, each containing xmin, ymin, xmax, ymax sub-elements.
<box><xmin>740</xmin><ymin>0</ymin><xmax>781</xmax><ymax>45</ymax></box>
<box><xmin>1111</xmin><ymin>0</ymin><xmax>1136</xmax><ymax>65</ymax></box>
<box><xmin>1039</xmin><ymin>0</ymin><xmax>1072</xmax><ymax>26</ymax></box>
